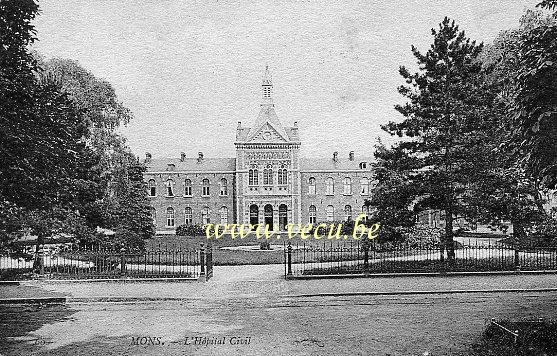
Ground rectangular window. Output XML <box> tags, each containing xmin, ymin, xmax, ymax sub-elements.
<box><xmin>360</xmin><ymin>178</ymin><xmax>369</xmax><ymax>195</ymax></box>
<box><xmin>184</xmin><ymin>179</ymin><xmax>192</xmax><ymax>196</ymax></box>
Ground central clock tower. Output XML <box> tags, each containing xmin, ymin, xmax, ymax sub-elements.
<box><xmin>234</xmin><ymin>66</ymin><xmax>301</xmax><ymax>230</ymax></box>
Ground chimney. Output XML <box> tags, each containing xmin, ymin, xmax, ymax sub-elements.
<box><xmin>197</xmin><ymin>152</ymin><xmax>204</xmax><ymax>163</ymax></box>
<box><xmin>180</xmin><ymin>152</ymin><xmax>186</xmax><ymax>162</ymax></box>
<box><xmin>332</xmin><ymin>151</ymin><xmax>338</xmax><ymax>162</ymax></box>
<box><xmin>237</xmin><ymin>121</ymin><xmax>242</xmax><ymax>129</ymax></box>
<box><xmin>349</xmin><ymin>151</ymin><xmax>354</xmax><ymax>161</ymax></box>
<box><xmin>145</xmin><ymin>152</ymin><xmax>152</xmax><ymax>163</ymax></box>
<box><xmin>293</xmin><ymin>121</ymin><xmax>298</xmax><ymax>128</ymax></box>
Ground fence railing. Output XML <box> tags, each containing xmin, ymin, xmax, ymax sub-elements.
<box><xmin>0</xmin><ymin>243</ymin><xmax>213</xmax><ymax>281</ymax></box>
<box><xmin>283</xmin><ymin>240</ymin><xmax>557</xmax><ymax>277</ymax></box>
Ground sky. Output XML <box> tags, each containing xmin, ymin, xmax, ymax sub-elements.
<box><xmin>32</xmin><ymin>0</ymin><xmax>539</xmax><ymax>160</ymax></box>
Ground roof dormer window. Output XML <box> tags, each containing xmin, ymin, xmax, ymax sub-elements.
<box><xmin>359</xmin><ymin>162</ymin><xmax>367</xmax><ymax>169</ymax></box>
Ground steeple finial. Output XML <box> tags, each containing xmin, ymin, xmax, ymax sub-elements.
<box><xmin>261</xmin><ymin>65</ymin><xmax>273</xmax><ymax>105</ymax></box>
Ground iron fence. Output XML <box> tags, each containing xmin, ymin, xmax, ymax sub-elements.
<box><xmin>284</xmin><ymin>239</ymin><xmax>557</xmax><ymax>277</ymax></box>
<box><xmin>0</xmin><ymin>243</ymin><xmax>213</xmax><ymax>281</ymax></box>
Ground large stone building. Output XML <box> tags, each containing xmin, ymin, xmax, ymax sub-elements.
<box><xmin>144</xmin><ymin>67</ymin><xmax>374</xmax><ymax>234</ymax></box>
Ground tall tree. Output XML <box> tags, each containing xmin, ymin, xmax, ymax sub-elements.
<box><xmin>510</xmin><ymin>1</ymin><xmax>557</xmax><ymax>185</ymax></box>
<box><xmin>37</xmin><ymin>58</ymin><xmax>155</xmax><ymax>246</ymax></box>
<box><xmin>382</xmin><ymin>18</ymin><xmax>494</xmax><ymax>261</ymax></box>
<box><xmin>468</xmin><ymin>10</ymin><xmax>555</xmax><ymax>240</ymax></box>
<box><xmin>37</xmin><ymin>58</ymin><xmax>138</xmax><ymax>231</ymax></box>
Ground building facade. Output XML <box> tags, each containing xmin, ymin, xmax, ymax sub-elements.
<box><xmin>144</xmin><ymin>67</ymin><xmax>374</xmax><ymax>234</ymax></box>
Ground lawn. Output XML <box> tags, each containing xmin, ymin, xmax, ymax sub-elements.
<box><xmin>144</xmin><ymin>234</ymin><xmax>371</xmax><ymax>265</ymax></box>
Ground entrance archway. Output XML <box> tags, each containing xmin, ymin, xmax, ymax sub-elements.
<box><xmin>264</xmin><ymin>204</ymin><xmax>274</xmax><ymax>230</ymax></box>
<box><xmin>279</xmin><ymin>204</ymin><xmax>288</xmax><ymax>231</ymax></box>
<box><xmin>250</xmin><ymin>204</ymin><xmax>259</xmax><ymax>225</ymax></box>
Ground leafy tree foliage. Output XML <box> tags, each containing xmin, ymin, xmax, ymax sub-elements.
<box><xmin>510</xmin><ymin>1</ymin><xmax>557</xmax><ymax>185</ymax></box>
<box><xmin>367</xmin><ymin>142</ymin><xmax>417</xmax><ymax>242</ymax></box>
<box><xmin>469</xmin><ymin>10</ymin><xmax>554</xmax><ymax>239</ymax></box>
<box><xmin>0</xmin><ymin>1</ymin><xmax>153</xmax><ymax>256</ymax></box>
<box><xmin>109</xmin><ymin>162</ymin><xmax>154</xmax><ymax>250</ymax></box>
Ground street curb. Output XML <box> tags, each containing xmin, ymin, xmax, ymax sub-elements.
<box><xmin>285</xmin><ymin>270</ymin><xmax>557</xmax><ymax>280</ymax></box>
<box><xmin>0</xmin><ymin>281</ymin><xmax>20</xmax><ymax>286</ymax></box>
<box><xmin>3</xmin><ymin>286</ymin><xmax>557</xmax><ymax>305</ymax></box>
<box><xmin>285</xmin><ymin>287</ymin><xmax>557</xmax><ymax>298</ymax></box>
<box><xmin>1</xmin><ymin>277</ymin><xmax>199</xmax><ymax>284</ymax></box>
<box><xmin>67</xmin><ymin>297</ymin><xmax>198</xmax><ymax>303</ymax></box>
<box><xmin>0</xmin><ymin>297</ymin><xmax>66</xmax><ymax>305</ymax></box>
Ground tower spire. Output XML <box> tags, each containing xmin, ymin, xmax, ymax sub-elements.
<box><xmin>261</xmin><ymin>65</ymin><xmax>273</xmax><ymax>106</ymax></box>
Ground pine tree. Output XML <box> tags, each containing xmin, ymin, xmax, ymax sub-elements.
<box><xmin>382</xmin><ymin>17</ymin><xmax>494</xmax><ymax>262</ymax></box>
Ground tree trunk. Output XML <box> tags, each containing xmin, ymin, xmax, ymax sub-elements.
<box><xmin>32</xmin><ymin>233</ymin><xmax>44</xmax><ymax>273</ymax></box>
<box><xmin>512</xmin><ymin>221</ymin><xmax>525</xmax><ymax>241</ymax></box>
<box><xmin>512</xmin><ymin>220</ymin><xmax>524</xmax><ymax>270</ymax></box>
<box><xmin>444</xmin><ymin>209</ymin><xmax>455</xmax><ymax>262</ymax></box>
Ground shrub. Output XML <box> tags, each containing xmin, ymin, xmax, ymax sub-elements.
<box><xmin>175</xmin><ymin>224</ymin><xmax>205</xmax><ymax>237</ymax></box>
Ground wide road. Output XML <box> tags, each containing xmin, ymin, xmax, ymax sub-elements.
<box><xmin>2</xmin><ymin>268</ymin><xmax>557</xmax><ymax>355</ymax></box>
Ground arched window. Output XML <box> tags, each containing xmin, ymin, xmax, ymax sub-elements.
<box><xmin>326</xmin><ymin>205</ymin><xmax>334</xmax><ymax>222</ymax></box>
<box><xmin>308</xmin><ymin>177</ymin><xmax>316</xmax><ymax>195</ymax></box>
<box><xmin>263</xmin><ymin>165</ymin><xmax>273</xmax><ymax>185</ymax></box>
<box><xmin>278</xmin><ymin>166</ymin><xmax>287</xmax><ymax>185</ymax></box>
<box><xmin>309</xmin><ymin>205</ymin><xmax>317</xmax><ymax>224</ymax></box>
<box><xmin>279</xmin><ymin>204</ymin><xmax>288</xmax><ymax>230</ymax></box>
<box><xmin>220</xmin><ymin>178</ymin><xmax>228</xmax><ymax>196</ymax></box>
<box><xmin>326</xmin><ymin>177</ymin><xmax>334</xmax><ymax>195</ymax></box>
<box><xmin>344</xmin><ymin>205</ymin><xmax>352</xmax><ymax>221</ymax></box>
<box><xmin>219</xmin><ymin>206</ymin><xmax>228</xmax><ymax>224</ymax></box>
<box><xmin>202</xmin><ymin>179</ymin><xmax>210</xmax><ymax>196</ymax></box>
<box><xmin>360</xmin><ymin>177</ymin><xmax>369</xmax><ymax>195</ymax></box>
<box><xmin>166</xmin><ymin>207</ymin><xmax>175</xmax><ymax>227</ymax></box>
<box><xmin>165</xmin><ymin>179</ymin><xmax>175</xmax><ymax>197</ymax></box>
<box><xmin>201</xmin><ymin>207</ymin><xmax>210</xmax><ymax>224</ymax></box>
<box><xmin>343</xmin><ymin>177</ymin><xmax>352</xmax><ymax>195</ymax></box>
<box><xmin>184</xmin><ymin>207</ymin><xmax>192</xmax><ymax>225</ymax></box>
<box><xmin>184</xmin><ymin>179</ymin><xmax>192</xmax><ymax>196</ymax></box>
<box><xmin>148</xmin><ymin>179</ymin><xmax>156</xmax><ymax>197</ymax></box>
<box><xmin>362</xmin><ymin>205</ymin><xmax>369</xmax><ymax>219</ymax></box>
<box><xmin>250</xmin><ymin>204</ymin><xmax>259</xmax><ymax>225</ymax></box>
<box><xmin>249</xmin><ymin>168</ymin><xmax>259</xmax><ymax>185</ymax></box>
<box><xmin>264</xmin><ymin>204</ymin><xmax>274</xmax><ymax>230</ymax></box>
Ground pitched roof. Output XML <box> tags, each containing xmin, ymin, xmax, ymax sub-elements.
<box><xmin>300</xmin><ymin>157</ymin><xmax>374</xmax><ymax>172</ymax></box>
<box><xmin>145</xmin><ymin>158</ymin><xmax>236</xmax><ymax>172</ymax></box>
<box><xmin>246</xmin><ymin>105</ymin><xmax>290</xmax><ymax>142</ymax></box>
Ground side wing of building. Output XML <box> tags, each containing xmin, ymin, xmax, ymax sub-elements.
<box><xmin>144</xmin><ymin>154</ymin><xmax>236</xmax><ymax>235</ymax></box>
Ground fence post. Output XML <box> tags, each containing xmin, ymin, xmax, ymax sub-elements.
<box><xmin>120</xmin><ymin>247</ymin><xmax>126</xmax><ymax>277</ymax></box>
<box><xmin>206</xmin><ymin>241</ymin><xmax>213</xmax><ymax>280</ymax></box>
<box><xmin>199</xmin><ymin>243</ymin><xmax>206</xmax><ymax>281</ymax></box>
<box><xmin>286</xmin><ymin>243</ymin><xmax>292</xmax><ymax>277</ymax></box>
<box><xmin>38</xmin><ymin>244</ymin><xmax>45</xmax><ymax>276</ymax></box>
<box><xmin>514</xmin><ymin>236</ymin><xmax>520</xmax><ymax>271</ymax></box>
<box><xmin>363</xmin><ymin>242</ymin><xmax>370</xmax><ymax>275</ymax></box>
